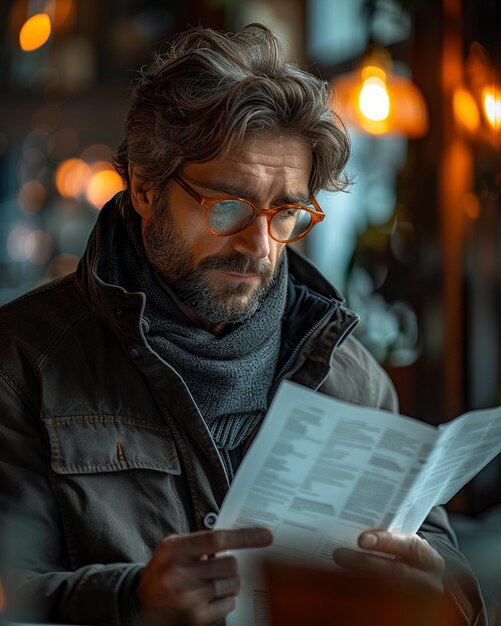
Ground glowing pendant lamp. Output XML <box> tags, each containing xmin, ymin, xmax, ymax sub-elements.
<box><xmin>333</xmin><ymin>45</ymin><xmax>429</xmax><ymax>138</ymax></box>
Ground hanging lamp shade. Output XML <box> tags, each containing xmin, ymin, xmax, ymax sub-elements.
<box><xmin>332</xmin><ymin>46</ymin><xmax>429</xmax><ymax>138</ymax></box>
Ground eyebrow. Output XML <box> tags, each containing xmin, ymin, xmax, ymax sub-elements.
<box><xmin>183</xmin><ymin>175</ymin><xmax>311</xmax><ymax>206</ymax></box>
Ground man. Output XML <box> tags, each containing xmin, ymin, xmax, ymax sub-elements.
<box><xmin>0</xmin><ymin>23</ymin><xmax>486</xmax><ymax>626</ymax></box>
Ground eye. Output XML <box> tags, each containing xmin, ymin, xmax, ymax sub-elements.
<box><xmin>212</xmin><ymin>200</ymin><xmax>245</xmax><ymax>216</ymax></box>
<box><xmin>206</xmin><ymin>200</ymin><xmax>253</xmax><ymax>234</ymax></box>
<box><xmin>274</xmin><ymin>207</ymin><xmax>300</xmax><ymax>221</ymax></box>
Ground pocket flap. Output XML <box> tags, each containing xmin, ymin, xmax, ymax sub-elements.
<box><xmin>46</xmin><ymin>416</ymin><xmax>181</xmax><ymax>474</ymax></box>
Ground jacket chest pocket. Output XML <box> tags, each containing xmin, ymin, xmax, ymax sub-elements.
<box><xmin>46</xmin><ymin>416</ymin><xmax>181</xmax><ymax>474</ymax></box>
<box><xmin>45</xmin><ymin>416</ymin><xmax>188</xmax><ymax>567</ymax></box>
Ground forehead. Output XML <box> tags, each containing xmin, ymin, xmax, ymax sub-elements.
<box><xmin>182</xmin><ymin>133</ymin><xmax>313</xmax><ymax>200</ymax></box>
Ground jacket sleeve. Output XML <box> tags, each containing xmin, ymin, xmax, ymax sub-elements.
<box><xmin>0</xmin><ymin>372</ymin><xmax>142</xmax><ymax>626</ymax></box>
<box><xmin>418</xmin><ymin>506</ymin><xmax>488</xmax><ymax>626</ymax></box>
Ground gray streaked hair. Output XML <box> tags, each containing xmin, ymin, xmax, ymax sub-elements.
<box><xmin>114</xmin><ymin>23</ymin><xmax>350</xmax><ymax>200</ymax></box>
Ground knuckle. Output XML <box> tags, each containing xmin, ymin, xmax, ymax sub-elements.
<box><xmin>413</xmin><ymin>536</ymin><xmax>430</xmax><ymax>558</ymax></box>
<box><xmin>161</xmin><ymin>533</ymin><xmax>180</xmax><ymax>546</ymax></box>
<box><xmin>412</xmin><ymin>536</ymin><xmax>444</xmax><ymax>571</ymax></box>
<box><xmin>411</xmin><ymin>535</ymin><xmax>425</xmax><ymax>555</ymax></box>
<box><xmin>160</xmin><ymin>533</ymin><xmax>183</xmax><ymax>555</ymax></box>
<box><xmin>208</xmin><ymin>530</ymin><xmax>224</xmax><ymax>553</ymax></box>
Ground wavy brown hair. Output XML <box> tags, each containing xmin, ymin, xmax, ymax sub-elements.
<box><xmin>114</xmin><ymin>23</ymin><xmax>350</xmax><ymax>200</ymax></box>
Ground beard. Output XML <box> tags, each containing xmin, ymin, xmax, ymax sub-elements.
<box><xmin>143</xmin><ymin>199</ymin><xmax>280</xmax><ymax>324</ymax></box>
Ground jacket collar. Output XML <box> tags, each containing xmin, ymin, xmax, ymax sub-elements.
<box><xmin>286</xmin><ymin>247</ymin><xmax>345</xmax><ymax>304</ymax></box>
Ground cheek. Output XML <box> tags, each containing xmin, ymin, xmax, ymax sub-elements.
<box><xmin>190</xmin><ymin>233</ymin><xmax>230</xmax><ymax>263</ymax></box>
<box><xmin>270</xmin><ymin>242</ymin><xmax>285</xmax><ymax>267</ymax></box>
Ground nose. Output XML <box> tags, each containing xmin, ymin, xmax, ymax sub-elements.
<box><xmin>231</xmin><ymin>214</ymin><xmax>271</xmax><ymax>260</ymax></box>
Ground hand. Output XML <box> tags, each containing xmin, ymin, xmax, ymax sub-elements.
<box><xmin>333</xmin><ymin>529</ymin><xmax>445</xmax><ymax>594</ymax></box>
<box><xmin>136</xmin><ymin>527</ymin><xmax>273</xmax><ymax>626</ymax></box>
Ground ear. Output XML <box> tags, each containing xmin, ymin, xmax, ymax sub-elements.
<box><xmin>129</xmin><ymin>164</ymin><xmax>155</xmax><ymax>223</ymax></box>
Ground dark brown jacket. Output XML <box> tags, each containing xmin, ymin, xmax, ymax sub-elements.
<box><xmin>0</xmin><ymin>196</ymin><xmax>486</xmax><ymax>625</ymax></box>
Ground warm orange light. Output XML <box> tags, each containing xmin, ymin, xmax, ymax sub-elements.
<box><xmin>463</xmin><ymin>193</ymin><xmax>480</xmax><ymax>219</ymax></box>
<box><xmin>45</xmin><ymin>0</ymin><xmax>75</xmax><ymax>30</ymax></box>
<box><xmin>359</xmin><ymin>76</ymin><xmax>390</xmax><ymax>122</ymax></box>
<box><xmin>483</xmin><ymin>86</ymin><xmax>501</xmax><ymax>130</ymax></box>
<box><xmin>332</xmin><ymin>48</ymin><xmax>428</xmax><ymax>138</ymax></box>
<box><xmin>55</xmin><ymin>158</ymin><xmax>91</xmax><ymax>198</ymax></box>
<box><xmin>0</xmin><ymin>576</ymin><xmax>5</xmax><ymax>612</ymax></box>
<box><xmin>19</xmin><ymin>13</ymin><xmax>51</xmax><ymax>52</ymax></box>
<box><xmin>86</xmin><ymin>169</ymin><xmax>124</xmax><ymax>209</ymax></box>
<box><xmin>453</xmin><ymin>87</ymin><xmax>480</xmax><ymax>132</ymax></box>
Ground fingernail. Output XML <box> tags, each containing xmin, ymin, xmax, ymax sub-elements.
<box><xmin>360</xmin><ymin>532</ymin><xmax>378</xmax><ymax>548</ymax></box>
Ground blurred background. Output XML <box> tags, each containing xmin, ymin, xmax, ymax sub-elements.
<box><xmin>0</xmin><ymin>0</ymin><xmax>500</xmax><ymax>613</ymax></box>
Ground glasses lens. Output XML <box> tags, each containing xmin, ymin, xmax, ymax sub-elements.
<box><xmin>206</xmin><ymin>200</ymin><xmax>254</xmax><ymax>235</ymax></box>
<box><xmin>270</xmin><ymin>207</ymin><xmax>313</xmax><ymax>242</ymax></box>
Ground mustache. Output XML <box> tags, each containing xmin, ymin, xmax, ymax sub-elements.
<box><xmin>197</xmin><ymin>254</ymin><xmax>271</xmax><ymax>276</ymax></box>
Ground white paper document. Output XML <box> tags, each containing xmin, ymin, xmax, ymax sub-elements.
<box><xmin>216</xmin><ymin>380</ymin><xmax>501</xmax><ymax>626</ymax></box>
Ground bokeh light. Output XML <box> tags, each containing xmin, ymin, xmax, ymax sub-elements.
<box><xmin>453</xmin><ymin>87</ymin><xmax>480</xmax><ymax>132</ymax></box>
<box><xmin>483</xmin><ymin>86</ymin><xmax>501</xmax><ymax>130</ymax></box>
<box><xmin>25</xmin><ymin>231</ymin><xmax>54</xmax><ymax>265</ymax></box>
<box><xmin>19</xmin><ymin>13</ymin><xmax>52</xmax><ymax>52</ymax></box>
<box><xmin>86</xmin><ymin>167</ymin><xmax>124</xmax><ymax>209</ymax></box>
<box><xmin>7</xmin><ymin>227</ymin><xmax>31</xmax><ymax>262</ymax></box>
<box><xmin>55</xmin><ymin>158</ymin><xmax>91</xmax><ymax>198</ymax></box>
<box><xmin>17</xmin><ymin>180</ymin><xmax>47</xmax><ymax>214</ymax></box>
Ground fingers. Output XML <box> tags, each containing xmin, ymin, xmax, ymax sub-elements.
<box><xmin>169</xmin><ymin>574</ymin><xmax>241</xmax><ymax>606</ymax></box>
<box><xmin>358</xmin><ymin>530</ymin><xmax>445</xmax><ymax>572</ymax></box>
<box><xmin>161</xmin><ymin>527</ymin><xmax>272</xmax><ymax>560</ymax></box>
<box><xmin>137</xmin><ymin>527</ymin><xmax>273</xmax><ymax>626</ymax></box>
<box><xmin>212</xmin><ymin>575</ymin><xmax>240</xmax><ymax>599</ymax></box>
<box><xmin>332</xmin><ymin>530</ymin><xmax>445</xmax><ymax>595</ymax></box>
<box><xmin>188</xmin><ymin>554</ymin><xmax>238</xmax><ymax>580</ymax></box>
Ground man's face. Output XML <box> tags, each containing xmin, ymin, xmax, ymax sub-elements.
<box><xmin>141</xmin><ymin>134</ymin><xmax>313</xmax><ymax>324</ymax></box>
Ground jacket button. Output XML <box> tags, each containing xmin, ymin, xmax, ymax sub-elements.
<box><xmin>128</xmin><ymin>346</ymin><xmax>141</xmax><ymax>360</ymax></box>
<box><xmin>114</xmin><ymin>308</ymin><xmax>123</xmax><ymax>319</ymax></box>
<box><xmin>202</xmin><ymin>512</ymin><xmax>218</xmax><ymax>529</ymax></box>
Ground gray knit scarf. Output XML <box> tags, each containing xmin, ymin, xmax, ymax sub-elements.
<box><xmin>112</xmin><ymin>208</ymin><xmax>288</xmax><ymax>479</ymax></box>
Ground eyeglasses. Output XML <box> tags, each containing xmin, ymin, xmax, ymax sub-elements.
<box><xmin>172</xmin><ymin>174</ymin><xmax>325</xmax><ymax>243</ymax></box>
